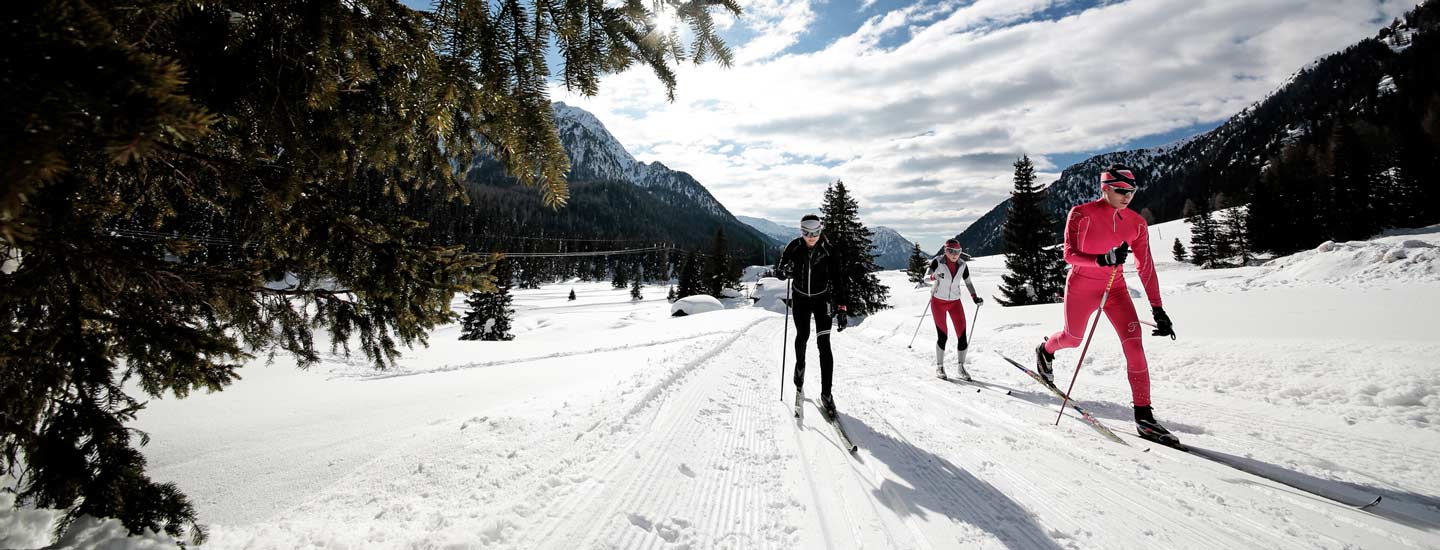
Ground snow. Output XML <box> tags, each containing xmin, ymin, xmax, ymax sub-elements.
<box><xmin>7</xmin><ymin>223</ymin><xmax>1440</xmax><ymax>549</ymax></box>
<box><xmin>670</xmin><ymin>294</ymin><xmax>726</xmax><ymax>316</ymax></box>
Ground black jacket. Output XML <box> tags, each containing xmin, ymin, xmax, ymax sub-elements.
<box><xmin>775</xmin><ymin>237</ymin><xmax>847</xmax><ymax>306</ymax></box>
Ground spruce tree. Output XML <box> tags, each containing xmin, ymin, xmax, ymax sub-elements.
<box><xmin>676</xmin><ymin>252</ymin><xmax>704</xmax><ymax>299</ymax></box>
<box><xmin>612</xmin><ymin>263</ymin><xmax>630</xmax><ymax>289</ymax></box>
<box><xmin>460</xmin><ymin>261</ymin><xmax>515</xmax><ymax>341</ymax></box>
<box><xmin>906</xmin><ymin>243</ymin><xmax>929</xmax><ymax>284</ymax></box>
<box><xmin>1222</xmin><ymin>206</ymin><xmax>1251</xmax><ymax>265</ymax></box>
<box><xmin>1</xmin><ymin>0</ymin><xmax>740</xmax><ymax>540</ymax></box>
<box><xmin>702</xmin><ymin>228</ymin><xmax>740</xmax><ymax>298</ymax></box>
<box><xmin>1330</xmin><ymin>123</ymin><xmax>1380</xmax><ymax>242</ymax></box>
<box><xmin>568</xmin><ymin>288</ymin><xmax>576</xmax><ymax>301</ymax></box>
<box><xmin>998</xmin><ymin>156</ymin><xmax>1066</xmax><ymax>305</ymax></box>
<box><xmin>630</xmin><ymin>272</ymin><xmax>644</xmax><ymax>301</ymax></box>
<box><xmin>1187</xmin><ymin>198</ymin><xmax>1221</xmax><ymax>267</ymax></box>
<box><xmin>1172</xmin><ymin>238</ymin><xmax>1188</xmax><ymax>263</ymax></box>
<box><xmin>819</xmin><ymin>180</ymin><xmax>889</xmax><ymax>315</ymax></box>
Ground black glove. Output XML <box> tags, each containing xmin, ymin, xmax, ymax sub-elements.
<box><xmin>972</xmin><ymin>294</ymin><xmax>984</xmax><ymax>306</ymax></box>
<box><xmin>1096</xmin><ymin>243</ymin><xmax>1130</xmax><ymax>267</ymax></box>
<box><xmin>834</xmin><ymin>306</ymin><xmax>848</xmax><ymax>332</ymax></box>
<box><xmin>1151</xmin><ymin>306</ymin><xmax>1175</xmax><ymax>339</ymax></box>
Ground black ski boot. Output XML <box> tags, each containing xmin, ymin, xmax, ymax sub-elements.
<box><xmin>820</xmin><ymin>393</ymin><xmax>838</xmax><ymax>419</ymax></box>
<box><xmin>1135</xmin><ymin>405</ymin><xmax>1182</xmax><ymax>448</ymax></box>
<box><xmin>1035</xmin><ymin>340</ymin><xmax>1056</xmax><ymax>386</ymax></box>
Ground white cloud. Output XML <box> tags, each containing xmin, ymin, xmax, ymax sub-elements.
<box><xmin>553</xmin><ymin>0</ymin><xmax>1412</xmax><ymax>250</ymax></box>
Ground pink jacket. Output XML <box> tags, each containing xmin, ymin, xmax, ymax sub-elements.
<box><xmin>1061</xmin><ymin>199</ymin><xmax>1162</xmax><ymax>308</ymax></box>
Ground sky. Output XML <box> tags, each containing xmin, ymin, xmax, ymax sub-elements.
<box><xmin>402</xmin><ymin>0</ymin><xmax>1415</xmax><ymax>251</ymax></box>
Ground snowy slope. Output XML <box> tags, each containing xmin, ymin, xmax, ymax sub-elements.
<box><xmin>9</xmin><ymin>227</ymin><xmax>1440</xmax><ymax>549</ymax></box>
<box><xmin>737</xmin><ymin>215</ymin><xmax>792</xmax><ymax>246</ymax></box>
<box><xmin>870</xmin><ymin>226</ymin><xmax>917</xmax><ymax>270</ymax></box>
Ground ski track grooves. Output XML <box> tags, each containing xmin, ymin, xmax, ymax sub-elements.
<box><xmin>520</xmin><ymin>316</ymin><xmax>789</xmax><ymax>549</ymax></box>
<box><xmin>342</xmin><ymin>329</ymin><xmax>738</xmax><ymax>381</ymax></box>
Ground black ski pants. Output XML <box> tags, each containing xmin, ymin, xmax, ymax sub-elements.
<box><xmin>791</xmin><ymin>292</ymin><xmax>834</xmax><ymax>398</ymax></box>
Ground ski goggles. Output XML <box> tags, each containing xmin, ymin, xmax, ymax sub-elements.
<box><xmin>943</xmin><ymin>245</ymin><xmax>962</xmax><ymax>255</ymax></box>
<box><xmin>800</xmin><ymin>220</ymin><xmax>823</xmax><ymax>237</ymax></box>
<box><xmin>1104</xmin><ymin>185</ymin><xmax>1138</xmax><ymax>196</ymax></box>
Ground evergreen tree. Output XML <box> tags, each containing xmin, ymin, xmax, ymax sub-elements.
<box><xmin>906</xmin><ymin>243</ymin><xmax>929</xmax><ymax>284</ymax></box>
<box><xmin>612</xmin><ymin>263</ymin><xmax>629</xmax><ymax>289</ymax></box>
<box><xmin>676</xmin><ymin>252</ymin><xmax>704</xmax><ymax>299</ymax></box>
<box><xmin>1172</xmin><ymin>238</ymin><xmax>1188</xmax><ymax>263</ymax></box>
<box><xmin>702</xmin><ymin>228</ymin><xmax>741</xmax><ymax>298</ymax></box>
<box><xmin>1222</xmin><ymin>206</ymin><xmax>1252</xmax><ymax>265</ymax></box>
<box><xmin>630</xmin><ymin>271</ymin><xmax>644</xmax><ymax>301</ymax></box>
<box><xmin>819</xmin><ymin>180</ymin><xmax>889</xmax><ymax>315</ymax></box>
<box><xmin>1330</xmin><ymin>122</ymin><xmax>1381</xmax><ymax>242</ymax></box>
<box><xmin>1187</xmin><ymin>198</ymin><xmax>1222</xmax><ymax>267</ymax></box>
<box><xmin>0</xmin><ymin>0</ymin><xmax>740</xmax><ymax>539</ymax></box>
<box><xmin>460</xmin><ymin>261</ymin><xmax>515</xmax><ymax>341</ymax></box>
<box><xmin>998</xmin><ymin>156</ymin><xmax>1066</xmax><ymax>305</ymax></box>
<box><xmin>568</xmin><ymin>288</ymin><xmax>576</xmax><ymax>301</ymax></box>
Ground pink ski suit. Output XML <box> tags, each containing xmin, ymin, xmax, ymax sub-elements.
<box><xmin>1043</xmin><ymin>199</ymin><xmax>1162</xmax><ymax>406</ymax></box>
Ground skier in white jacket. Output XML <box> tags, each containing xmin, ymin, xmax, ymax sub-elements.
<box><xmin>925</xmin><ymin>238</ymin><xmax>982</xmax><ymax>380</ymax></box>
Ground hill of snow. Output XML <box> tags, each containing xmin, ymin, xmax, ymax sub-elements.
<box><xmin>9</xmin><ymin>225</ymin><xmax>1440</xmax><ymax>549</ymax></box>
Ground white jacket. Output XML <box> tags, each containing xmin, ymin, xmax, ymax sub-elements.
<box><xmin>925</xmin><ymin>255</ymin><xmax>977</xmax><ymax>301</ymax></box>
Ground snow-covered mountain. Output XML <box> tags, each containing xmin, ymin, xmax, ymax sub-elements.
<box><xmin>736</xmin><ymin>216</ymin><xmax>792</xmax><ymax>246</ymax></box>
<box><xmin>466</xmin><ymin>103</ymin><xmax>774</xmax><ymax>258</ymax></box>
<box><xmin>869</xmin><ymin>226</ymin><xmax>916</xmax><ymax>270</ymax></box>
<box><xmin>552</xmin><ymin>102</ymin><xmax>733</xmax><ymax>219</ymax></box>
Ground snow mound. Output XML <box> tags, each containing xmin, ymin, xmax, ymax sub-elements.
<box><xmin>1253</xmin><ymin>226</ymin><xmax>1440</xmax><ymax>285</ymax></box>
<box><xmin>0</xmin><ymin>491</ymin><xmax>177</xmax><ymax>550</ymax></box>
<box><xmin>752</xmin><ymin>277</ymin><xmax>790</xmax><ymax>314</ymax></box>
<box><xmin>670</xmin><ymin>295</ymin><xmax>724</xmax><ymax>317</ymax></box>
<box><xmin>741</xmin><ymin>265</ymin><xmax>772</xmax><ymax>283</ymax></box>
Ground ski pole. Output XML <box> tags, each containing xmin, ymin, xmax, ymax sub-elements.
<box><xmin>1056</xmin><ymin>243</ymin><xmax>1127</xmax><ymax>425</ymax></box>
<box><xmin>906</xmin><ymin>298</ymin><xmax>933</xmax><ymax>349</ymax></box>
<box><xmin>960</xmin><ymin>302</ymin><xmax>981</xmax><ymax>369</ymax></box>
<box><xmin>781</xmin><ymin>282</ymin><xmax>791</xmax><ymax>403</ymax></box>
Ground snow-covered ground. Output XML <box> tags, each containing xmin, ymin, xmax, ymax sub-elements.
<box><xmin>7</xmin><ymin>222</ymin><xmax>1440</xmax><ymax>549</ymax></box>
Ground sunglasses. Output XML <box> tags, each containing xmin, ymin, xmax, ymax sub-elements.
<box><xmin>1106</xmin><ymin>185</ymin><xmax>1137</xmax><ymax>196</ymax></box>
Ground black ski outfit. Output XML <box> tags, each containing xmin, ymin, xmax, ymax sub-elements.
<box><xmin>775</xmin><ymin>236</ymin><xmax>848</xmax><ymax>401</ymax></box>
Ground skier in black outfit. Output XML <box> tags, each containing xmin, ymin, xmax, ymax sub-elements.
<box><xmin>775</xmin><ymin>214</ymin><xmax>849</xmax><ymax>418</ymax></box>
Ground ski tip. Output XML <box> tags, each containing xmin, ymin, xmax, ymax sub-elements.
<box><xmin>1005</xmin><ymin>390</ymin><xmax>1012</xmax><ymax>395</ymax></box>
<box><xmin>1360</xmin><ymin>495</ymin><xmax>1383</xmax><ymax>510</ymax></box>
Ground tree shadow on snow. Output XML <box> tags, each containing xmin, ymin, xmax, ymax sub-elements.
<box><xmin>832</xmin><ymin>412</ymin><xmax>1066</xmax><ymax>550</ymax></box>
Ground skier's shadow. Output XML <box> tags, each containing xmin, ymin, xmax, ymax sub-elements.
<box><xmin>835</xmin><ymin>412</ymin><xmax>1066</xmax><ymax>550</ymax></box>
<box><xmin>993</xmin><ymin>384</ymin><xmax>1207</xmax><ymax>434</ymax></box>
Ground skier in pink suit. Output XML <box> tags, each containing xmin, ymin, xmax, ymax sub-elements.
<box><xmin>1034</xmin><ymin>163</ymin><xmax>1180</xmax><ymax>445</ymax></box>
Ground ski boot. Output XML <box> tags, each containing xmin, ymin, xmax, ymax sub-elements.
<box><xmin>794</xmin><ymin>388</ymin><xmax>804</xmax><ymax>420</ymax></box>
<box><xmin>935</xmin><ymin>346</ymin><xmax>947</xmax><ymax>379</ymax></box>
<box><xmin>955</xmin><ymin>349</ymin><xmax>972</xmax><ymax>382</ymax></box>
<box><xmin>820</xmin><ymin>393</ymin><xmax>838</xmax><ymax>420</ymax></box>
<box><xmin>1035</xmin><ymin>340</ymin><xmax>1056</xmax><ymax>386</ymax></box>
<box><xmin>1135</xmin><ymin>406</ymin><xmax>1182</xmax><ymax>448</ymax></box>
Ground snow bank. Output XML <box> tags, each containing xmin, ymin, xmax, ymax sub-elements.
<box><xmin>741</xmin><ymin>265</ymin><xmax>772</xmax><ymax>282</ymax></box>
<box><xmin>752</xmin><ymin>277</ymin><xmax>789</xmax><ymax>314</ymax></box>
<box><xmin>1253</xmin><ymin>225</ymin><xmax>1440</xmax><ymax>285</ymax></box>
<box><xmin>0</xmin><ymin>491</ymin><xmax>176</xmax><ymax>550</ymax></box>
<box><xmin>670</xmin><ymin>295</ymin><xmax>724</xmax><ymax>316</ymax></box>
